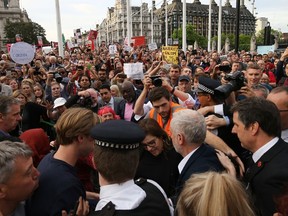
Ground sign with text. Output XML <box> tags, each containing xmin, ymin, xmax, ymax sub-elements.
<box><xmin>257</xmin><ymin>45</ymin><xmax>274</xmax><ymax>55</ymax></box>
<box><xmin>162</xmin><ymin>46</ymin><xmax>178</xmax><ymax>64</ymax></box>
<box><xmin>109</xmin><ymin>44</ymin><xmax>117</xmax><ymax>55</ymax></box>
<box><xmin>148</xmin><ymin>42</ymin><xmax>158</xmax><ymax>51</ymax></box>
<box><xmin>124</xmin><ymin>63</ymin><xmax>144</xmax><ymax>80</ymax></box>
<box><xmin>9</xmin><ymin>42</ymin><xmax>35</xmax><ymax>64</ymax></box>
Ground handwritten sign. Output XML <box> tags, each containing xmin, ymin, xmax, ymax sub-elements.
<box><xmin>148</xmin><ymin>42</ymin><xmax>158</xmax><ymax>51</ymax></box>
<box><xmin>9</xmin><ymin>42</ymin><xmax>35</xmax><ymax>64</ymax></box>
<box><xmin>124</xmin><ymin>63</ymin><xmax>144</xmax><ymax>80</ymax></box>
<box><xmin>162</xmin><ymin>46</ymin><xmax>178</xmax><ymax>64</ymax></box>
<box><xmin>109</xmin><ymin>44</ymin><xmax>117</xmax><ymax>55</ymax></box>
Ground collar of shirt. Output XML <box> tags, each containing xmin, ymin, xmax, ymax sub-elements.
<box><xmin>252</xmin><ymin>137</ymin><xmax>279</xmax><ymax>162</ymax></box>
<box><xmin>281</xmin><ymin>129</ymin><xmax>288</xmax><ymax>143</ymax></box>
<box><xmin>96</xmin><ymin>179</ymin><xmax>146</xmax><ymax>211</ymax></box>
<box><xmin>178</xmin><ymin>146</ymin><xmax>200</xmax><ymax>174</ymax></box>
<box><xmin>107</xmin><ymin>97</ymin><xmax>114</xmax><ymax>107</ymax></box>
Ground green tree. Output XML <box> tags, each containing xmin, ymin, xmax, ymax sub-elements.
<box><xmin>212</xmin><ymin>33</ymin><xmax>235</xmax><ymax>50</ymax></box>
<box><xmin>239</xmin><ymin>34</ymin><xmax>251</xmax><ymax>51</ymax></box>
<box><xmin>4</xmin><ymin>20</ymin><xmax>49</xmax><ymax>45</ymax></box>
<box><xmin>255</xmin><ymin>28</ymin><xmax>283</xmax><ymax>45</ymax></box>
<box><xmin>172</xmin><ymin>24</ymin><xmax>207</xmax><ymax>48</ymax></box>
<box><xmin>211</xmin><ymin>33</ymin><xmax>252</xmax><ymax>51</ymax></box>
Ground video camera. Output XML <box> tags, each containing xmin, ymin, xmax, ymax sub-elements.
<box><xmin>48</xmin><ymin>71</ymin><xmax>63</xmax><ymax>83</ymax></box>
<box><xmin>214</xmin><ymin>71</ymin><xmax>246</xmax><ymax>99</ymax></box>
<box><xmin>77</xmin><ymin>96</ymin><xmax>93</xmax><ymax>108</ymax></box>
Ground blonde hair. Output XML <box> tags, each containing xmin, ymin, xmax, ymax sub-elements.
<box><xmin>176</xmin><ymin>172</ymin><xmax>255</xmax><ymax>216</ymax></box>
<box><xmin>55</xmin><ymin>107</ymin><xmax>100</xmax><ymax>145</ymax></box>
<box><xmin>12</xmin><ymin>89</ymin><xmax>27</xmax><ymax>100</ymax></box>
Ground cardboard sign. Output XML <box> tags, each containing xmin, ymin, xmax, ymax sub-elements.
<box><xmin>131</xmin><ymin>36</ymin><xmax>146</xmax><ymax>47</ymax></box>
<box><xmin>123</xmin><ymin>45</ymin><xmax>132</xmax><ymax>52</ymax></box>
<box><xmin>109</xmin><ymin>45</ymin><xmax>117</xmax><ymax>55</ymax></box>
<box><xmin>9</xmin><ymin>42</ymin><xmax>35</xmax><ymax>64</ymax></box>
<box><xmin>124</xmin><ymin>63</ymin><xmax>144</xmax><ymax>80</ymax></box>
<box><xmin>148</xmin><ymin>42</ymin><xmax>158</xmax><ymax>51</ymax></box>
<box><xmin>162</xmin><ymin>46</ymin><xmax>178</xmax><ymax>64</ymax></box>
<box><xmin>257</xmin><ymin>45</ymin><xmax>274</xmax><ymax>55</ymax></box>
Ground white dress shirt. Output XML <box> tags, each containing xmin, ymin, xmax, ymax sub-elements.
<box><xmin>178</xmin><ymin>147</ymin><xmax>200</xmax><ymax>174</ymax></box>
<box><xmin>252</xmin><ymin>137</ymin><xmax>279</xmax><ymax>163</ymax></box>
<box><xmin>96</xmin><ymin>179</ymin><xmax>146</xmax><ymax>211</ymax></box>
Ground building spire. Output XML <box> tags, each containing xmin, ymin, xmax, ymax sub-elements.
<box><xmin>240</xmin><ymin>0</ymin><xmax>246</xmax><ymax>9</ymax></box>
<box><xmin>224</xmin><ymin>0</ymin><xmax>232</xmax><ymax>7</ymax></box>
<box><xmin>211</xmin><ymin>0</ymin><xmax>217</xmax><ymax>6</ymax></box>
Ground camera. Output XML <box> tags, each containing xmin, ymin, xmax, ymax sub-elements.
<box><xmin>214</xmin><ymin>71</ymin><xmax>246</xmax><ymax>99</ymax></box>
<box><xmin>150</xmin><ymin>75</ymin><xmax>162</xmax><ymax>87</ymax></box>
<box><xmin>33</xmin><ymin>67</ymin><xmax>41</xmax><ymax>75</ymax></box>
<box><xmin>77</xmin><ymin>96</ymin><xmax>93</xmax><ymax>108</ymax></box>
<box><xmin>219</xmin><ymin>65</ymin><xmax>231</xmax><ymax>73</ymax></box>
<box><xmin>49</xmin><ymin>71</ymin><xmax>63</xmax><ymax>83</ymax></box>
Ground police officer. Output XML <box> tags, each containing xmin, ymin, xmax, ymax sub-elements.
<box><xmin>90</xmin><ymin>120</ymin><xmax>173</xmax><ymax>216</ymax></box>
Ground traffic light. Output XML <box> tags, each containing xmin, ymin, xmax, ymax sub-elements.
<box><xmin>264</xmin><ymin>25</ymin><xmax>271</xmax><ymax>45</ymax></box>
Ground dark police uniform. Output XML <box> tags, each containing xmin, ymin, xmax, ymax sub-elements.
<box><xmin>89</xmin><ymin>120</ymin><xmax>173</xmax><ymax>216</ymax></box>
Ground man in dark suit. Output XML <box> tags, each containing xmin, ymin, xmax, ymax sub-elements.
<box><xmin>231</xmin><ymin>97</ymin><xmax>288</xmax><ymax>216</ymax></box>
<box><xmin>170</xmin><ymin>109</ymin><xmax>224</xmax><ymax>204</ymax></box>
<box><xmin>98</xmin><ymin>84</ymin><xmax>123</xmax><ymax>114</ymax></box>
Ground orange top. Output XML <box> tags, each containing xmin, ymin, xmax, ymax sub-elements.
<box><xmin>149</xmin><ymin>102</ymin><xmax>185</xmax><ymax>137</ymax></box>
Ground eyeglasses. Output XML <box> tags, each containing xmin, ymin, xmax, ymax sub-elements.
<box><xmin>279</xmin><ymin>109</ymin><xmax>288</xmax><ymax>112</ymax></box>
<box><xmin>141</xmin><ymin>139</ymin><xmax>157</xmax><ymax>149</ymax></box>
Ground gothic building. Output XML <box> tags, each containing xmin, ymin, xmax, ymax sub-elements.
<box><xmin>0</xmin><ymin>0</ymin><xmax>30</xmax><ymax>50</ymax></box>
<box><xmin>97</xmin><ymin>0</ymin><xmax>255</xmax><ymax>47</ymax></box>
<box><xmin>155</xmin><ymin>0</ymin><xmax>256</xmax><ymax>45</ymax></box>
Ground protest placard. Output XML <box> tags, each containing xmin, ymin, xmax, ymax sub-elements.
<box><xmin>148</xmin><ymin>42</ymin><xmax>157</xmax><ymax>51</ymax></box>
<box><xmin>124</xmin><ymin>63</ymin><xmax>144</xmax><ymax>80</ymax></box>
<box><xmin>162</xmin><ymin>46</ymin><xmax>178</xmax><ymax>64</ymax></box>
<box><xmin>9</xmin><ymin>42</ymin><xmax>35</xmax><ymax>64</ymax></box>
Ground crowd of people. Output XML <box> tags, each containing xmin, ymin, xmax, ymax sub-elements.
<box><xmin>0</xmin><ymin>42</ymin><xmax>288</xmax><ymax>216</ymax></box>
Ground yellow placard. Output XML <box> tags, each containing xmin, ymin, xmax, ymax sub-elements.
<box><xmin>161</xmin><ymin>46</ymin><xmax>178</xmax><ymax>64</ymax></box>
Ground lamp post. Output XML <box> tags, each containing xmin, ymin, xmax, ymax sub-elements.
<box><xmin>55</xmin><ymin>0</ymin><xmax>63</xmax><ymax>57</ymax></box>
<box><xmin>182</xmin><ymin>0</ymin><xmax>187</xmax><ymax>51</ymax></box>
<box><xmin>208</xmin><ymin>0</ymin><xmax>212</xmax><ymax>52</ymax></box>
<box><xmin>235</xmin><ymin>0</ymin><xmax>240</xmax><ymax>53</ymax></box>
<box><xmin>165</xmin><ymin>0</ymin><xmax>168</xmax><ymax>46</ymax></box>
<box><xmin>217</xmin><ymin>0</ymin><xmax>222</xmax><ymax>53</ymax></box>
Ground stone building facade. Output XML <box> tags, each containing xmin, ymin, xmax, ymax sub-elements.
<box><xmin>97</xmin><ymin>0</ymin><xmax>255</xmax><ymax>47</ymax></box>
<box><xmin>0</xmin><ymin>0</ymin><xmax>30</xmax><ymax>50</ymax></box>
<box><xmin>97</xmin><ymin>0</ymin><xmax>162</xmax><ymax>46</ymax></box>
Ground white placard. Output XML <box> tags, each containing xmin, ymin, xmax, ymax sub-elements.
<box><xmin>124</xmin><ymin>63</ymin><xmax>144</xmax><ymax>80</ymax></box>
<box><xmin>123</xmin><ymin>45</ymin><xmax>132</xmax><ymax>52</ymax></box>
<box><xmin>257</xmin><ymin>45</ymin><xmax>274</xmax><ymax>55</ymax></box>
<box><xmin>109</xmin><ymin>44</ymin><xmax>117</xmax><ymax>55</ymax></box>
<box><xmin>9</xmin><ymin>42</ymin><xmax>35</xmax><ymax>64</ymax></box>
<box><xmin>148</xmin><ymin>42</ymin><xmax>158</xmax><ymax>51</ymax></box>
<box><xmin>42</xmin><ymin>46</ymin><xmax>53</xmax><ymax>54</ymax></box>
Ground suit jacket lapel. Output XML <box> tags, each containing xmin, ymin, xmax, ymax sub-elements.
<box><xmin>178</xmin><ymin>144</ymin><xmax>205</xmax><ymax>184</ymax></box>
<box><xmin>246</xmin><ymin>139</ymin><xmax>286</xmax><ymax>184</ymax></box>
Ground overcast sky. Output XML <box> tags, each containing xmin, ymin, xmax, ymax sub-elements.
<box><xmin>20</xmin><ymin>0</ymin><xmax>288</xmax><ymax>42</ymax></box>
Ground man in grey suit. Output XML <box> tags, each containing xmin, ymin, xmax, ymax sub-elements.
<box><xmin>98</xmin><ymin>84</ymin><xmax>123</xmax><ymax>114</ymax></box>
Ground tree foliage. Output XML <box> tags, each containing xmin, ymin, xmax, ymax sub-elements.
<box><xmin>211</xmin><ymin>33</ymin><xmax>252</xmax><ymax>51</ymax></box>
<box><xmin>172</xmin><ymin>24</ymin><xmax>207</xmax><ymax>48</ymax></box>
<box><xmin>255</xmin><ymin>28</ymin><xmax>283</xmax><ymax>45</ymax></box>
<box><xmin>4</xmin><ymin>20</ymin><xmax>49</xmax><ymax>45</ymax></box>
